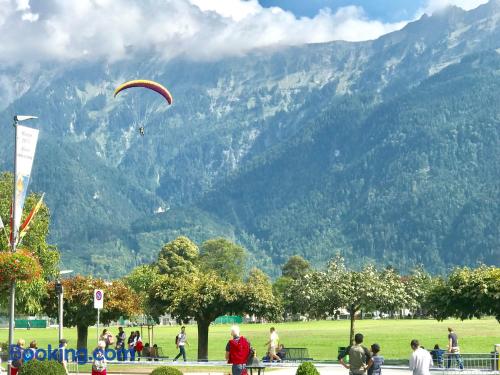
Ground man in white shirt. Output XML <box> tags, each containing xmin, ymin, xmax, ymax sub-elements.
<box><xmin>409</xmin><ymin>339</ymin><xmax>433</xmax><ymax>375</ymax></box>
<box><xmin>174</xmin><ymin>326</ymin><xmax>188</xmax><ymax>362</ymax></box>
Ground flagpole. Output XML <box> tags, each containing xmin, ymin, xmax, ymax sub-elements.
<box><xmin>7</xmin><ymin>115</ymin><xmax>38</xmax><ymax>374</ymax></box>
<box><xmin>7</xmin><ymin>117</ymin><xmax>19</xmax><ymax>374</ymax></box>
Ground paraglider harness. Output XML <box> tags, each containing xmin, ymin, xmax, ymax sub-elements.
<box><xmin>139</xmin><ymin>126</ymin><xmax>145</xmax><ymax>136</ymax></box>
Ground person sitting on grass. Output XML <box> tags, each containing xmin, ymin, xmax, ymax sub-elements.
<box><xmin>277</xmin><ymin>344</ymin><xmax>286</xmax><ymax>361</ymax></box>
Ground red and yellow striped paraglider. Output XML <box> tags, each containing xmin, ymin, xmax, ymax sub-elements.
<box><xmin>114</xmin><ymin>79</ymin><xmax>173</xmax><ymax>136</ymax></box>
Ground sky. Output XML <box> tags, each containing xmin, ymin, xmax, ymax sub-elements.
<box><xmin>0</xmin><ymin>0</ymin><xmax>489</xmax><ymax>65</ymax></box>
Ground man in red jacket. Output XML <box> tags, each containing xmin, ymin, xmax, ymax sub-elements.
<box><xmin>226</xmin><ymin>325</ymin><xmax>251</xmax><ymax>375</ymax></box>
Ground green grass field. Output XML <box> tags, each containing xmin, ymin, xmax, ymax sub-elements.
<box><xmin>1</xmin><ymin>319</ymin><xmax>499</xmax><ymax>363</ymax></box>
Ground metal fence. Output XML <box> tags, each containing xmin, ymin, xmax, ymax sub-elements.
<box><xmin>438</xmin><ymin>353</ymin><xmax>499</xmax><ymax>375</ymax></box>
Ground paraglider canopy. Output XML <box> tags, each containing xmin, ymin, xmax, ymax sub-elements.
<box><xmin>114</xmin><ymin>79</ymin><xmax>173</xmax><ymax>105</ymax></box>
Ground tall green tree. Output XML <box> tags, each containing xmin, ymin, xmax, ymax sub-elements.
<box><xmin>124</xmin><ymin>264</ymin><xmax>162</xmax><ymax>320</ymax></box>
<box><xmin>156</xmin><ymin>236</ymin><xmax>199</xmax><ymax>275</ymax></box>
<box><xmin>44</xmin><ymin>276</ymin><xmax>140</xmax><ymax>350</ymax></box>
<box><xmin>150</xmin><ymin>236</ymin><xmax>281</xmax><ymax>360</ymax></box>
<box><xmin>426</xmin><ymin>265</ymin><xmax>500</xmax><ymax>322</ymax></box>
<box><xmin>200</xmin><ymin>238</ymin><xmax>247</xmax><ymax>281</ymax></box>
<box><xmin>282</xmin><ymin>255</ymin><xmax>311</xmax><ymax>280</ymax></box>
<box><xmin>0</xmin><ymin>172</ymin><xmax>60</xmax><ymax>314</ymax></box>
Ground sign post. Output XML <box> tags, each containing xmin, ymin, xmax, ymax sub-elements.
<box><xmin>94</xmin><ymin>289</ymin><xmax>104</xmax><ymax>343</ymax></box>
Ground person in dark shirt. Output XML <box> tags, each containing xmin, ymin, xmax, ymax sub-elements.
<box><xmin>368</xmin><ymin>344</ymin><xmax>384</xmax><ymax>375</ymax></box>
<box><xmin>446</xmin><ymin>328</ymin><xmax>463</xmax><ymax>369</ymax></box>
<box><xmin>430</xmin><ymin>344</ymin><xmax>445</xmax><ymax>368</ymax></box>
<box><xmin>339</xmin><ymin>333</ymin><xmax>373</xmax><ymax>375</ymax></box>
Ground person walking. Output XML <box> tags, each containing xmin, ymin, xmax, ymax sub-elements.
<box><xmin>174</xmin><ymin>326</ymin><xmax>188</xmax><ymax>362</ymax></box>
<box><xmin>265</xmin><ymin>327</ymin><xmax>281</xmax><ymax>362</ymax></box>
<box><xmin>446</xmin><ymin>328</ymin><xmax>464</xmax><ymax>369</ymax></box>
<box><xmin>409</xmin><ymin>339</ymin><xmax>433</xmax><ymax>375</ymax></box>
<box><xmin>92</xmin><ymin>340</ymin><xmax>107</xmax><ymax>375</ymax></box>
<box><xmin>338</xmin><ymin>333</ymin><xmax>372</xmax><ymax>375</ymax></box>
<box><xmin>226</xmin><ymin>325</ymin><xmax>251</xmax><ymax>375</ymax></box>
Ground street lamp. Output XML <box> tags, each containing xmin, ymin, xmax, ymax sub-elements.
<box><xmin>56</xmin><ymin>270</ymin><xmax>73</xmax><ymax>341</ymax></box>
<box><xmin>7</xmin><ymin>115</ymin><xmax>38</xmax><ymax>374</ymax></box>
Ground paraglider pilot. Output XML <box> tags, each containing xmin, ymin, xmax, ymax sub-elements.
<box><xmin>139</xmin><ymin>126</ymin><xmax>145</xmax><ymax>136</ymax></box>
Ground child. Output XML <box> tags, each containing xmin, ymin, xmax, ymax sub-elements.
<box><xmin>430</xmin><ymin>344</ymin><xmax>445</xmax><ymax>368</ymax></box>
<box><xmin>368</xmin><ymin>344</ymin><xmax>384</xmax><ymax>375</ymax></box>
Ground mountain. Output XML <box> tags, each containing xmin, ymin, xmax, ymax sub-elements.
<box><xmin>0</xmin><ymin>1</ymin><xmax>499</xmax><ymax>277</ymax></box>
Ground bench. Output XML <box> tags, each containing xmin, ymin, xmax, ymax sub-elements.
<box><xmin>283</xmin><ymin>347</ymin><xmax>313</xmax><ymax>362</ymax></box>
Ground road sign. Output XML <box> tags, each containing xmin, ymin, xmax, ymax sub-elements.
<box><xmin>94</xmin><ymin>289</ymin><xmax>104</xmax><ymax>309</ymax></box>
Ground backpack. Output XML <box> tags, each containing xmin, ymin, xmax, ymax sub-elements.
<box><xmin>136</xmin><ymin>340</ymin><xmax>144</xmax><ymax>352</ymax></box>
<box><xmin>229</xmin><ymin>336</ymin><xmax>250</xmax><ymax>365</ymax></box>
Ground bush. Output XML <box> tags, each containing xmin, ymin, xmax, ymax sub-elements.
<box><xmin>150</xmin><ymin>366</ymin><xmax>184</xmax><ymax>375</ymax></box>
<box><xmin>19</xmin><ymin>360</ymin><xmax>66</xmax><ymax>375</ymax></box>
<box><xmin>296</xmin><ymin>362</ymin><xmax>320</xmax><ymax>375</ymax></box>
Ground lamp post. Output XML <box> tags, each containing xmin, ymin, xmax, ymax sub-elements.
<box><xmin>7</xmin><ymin>115</ymin><xmax>38</xmax><ymax>374</ymax></box>
<box><xmin>56</xmin><ymin>270</ymin><xmax>73</xmax><ymax>341</ymax></box>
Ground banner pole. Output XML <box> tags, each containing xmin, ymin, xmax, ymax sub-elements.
<box><xmin>7</xmin><ymin>118</ymin><xmax>18</xmax><ymax>374</ymax></box>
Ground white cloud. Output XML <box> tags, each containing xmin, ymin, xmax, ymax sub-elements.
<box><xmin>0</xmin><ymin>0</ymin><xmax>410</xmax><ymax>65</ymax></box>
<box><xmin>423</xmin><ymin>0</ymin><xmax>489</xmax><ymax>12</ymax></box>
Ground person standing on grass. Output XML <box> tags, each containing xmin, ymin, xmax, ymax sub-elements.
<box><xmin>174</xmin><ymin>326</ymin><xmax>188</xmax><ymax>362</ymax></box>
<box><xmin>338</xmin><ymin>333</ymin><xmax>372</xmax><ymax>375</ymax></box>
<box><xmin>57</xmin><ymin>338</ymin><xmax>69</xmax><ymax>375</ymax></box>
<box><xmin>115</xmin><ymin>327</ymin><xmax>126</xmax><ymax>361</ymax></box>
<box><xmin>446</xmin><ymin>327</ymin><xmax>464</xmax><ymax>369</ymax></box>
<box><xmin>409</xmin><ymin>339</ymin><xmax>433</xmax><ymax>375</ymax></box>
<box><xmin>226</xmin><ymin>325</ymin><xmax>251</xmax><ymax>375</ymax></box>
<box><xmin>265</xmin><ymin>327</ymin><xmax>281</xmax><ymax>362</ymax></box>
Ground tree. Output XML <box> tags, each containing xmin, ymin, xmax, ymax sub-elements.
<box><xmin>282</xmin><ymin>255</ymin><xmax>311</xmax><ymax>280</ymax></box>
<box><xmin>200</xmin><ymin>238</ymin><xmax>247</xmax><ymax>281</ymax></box>
<box><xmin>426</xmin><ymin>265</ymin><xmax>500</xmax><ymax>322</ymax></box>
<box><xmin>0</xmin><ymin>172</ymin><xmax>60</xmax><ymax>314</ymax></box>
<box><xmin>124</xmin><ymin>264</ymin><xmax>162</xmax><ymax>319</ymax></box>
<box><xmin>149</xmin><ymin>236</ymin><xmax>281</xmax><ymax>360</ymax></box>
<box><xmin>44</xmin><ymin>276</ymin><xmax>140</xmax><ymax>350</ymax></box>
<box><xmin>156</xmin><ymin>236</ymin><xmax>199</xmax><ymax>275</ymax></box>
<box><xmin>404</xmin><ymin>267</ymin><xmax>433</xmax><ymax>316</ymax></box>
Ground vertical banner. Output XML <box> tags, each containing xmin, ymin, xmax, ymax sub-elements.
<box><xmin>12</xmin><ymin>124</ymin><xmax>39</xmax><ymax>244</ymax></box>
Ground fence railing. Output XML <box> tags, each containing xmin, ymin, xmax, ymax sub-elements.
<box><xmin>436</xmin><ymin>353</ymin><xmax>499</xmax><ymax>374</ymax></box>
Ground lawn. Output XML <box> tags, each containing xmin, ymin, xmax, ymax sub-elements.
<box><xmin>1</xmin><ymin>318</ymin><xmax>498</xmax><ymax>363</ymax></box>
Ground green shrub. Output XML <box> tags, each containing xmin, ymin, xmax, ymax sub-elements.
<box><xmin>19</xmin><ymin>360</ymin><xmax>67</xmax><ymax>375</ymax></box>
<box><xmin>296</xmin><ymin>362</ymin><xmax>320</xmax><ymax>375</ymax></box>
<box><xmin>150</xmin><ymin>366</ymin><xmax>184</xmax><ymax>375</ymax></box>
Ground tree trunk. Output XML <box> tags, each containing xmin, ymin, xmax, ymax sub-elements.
<box><xmin>197</xmin><ymin>319</ymin><xmax>210</xmax><ymax>362</ymax></box>
<box><xmin>349</xmin><ymin>306</ymin><xmax>356</xmax><ymax>345</ymax></box>
<box><xmin>77</xmin><ymin>324</ymin><xmax>88</xmax><ymax>351</ymax></box>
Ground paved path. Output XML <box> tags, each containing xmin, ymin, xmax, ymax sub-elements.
<box><xmin>69</xmin><ymin>364</ymin><xmax>412</xmax><ymax>375</ymax></box>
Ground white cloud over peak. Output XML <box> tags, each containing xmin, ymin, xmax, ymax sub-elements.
<box><xmin>0</xmin><ymin>0</ymin><xmax>407</xmax><ymax>65</ymax></box>
<box><xmin>423</xmin><ymin>0</ymin><xmax>489</xmax><ymax>12</ymax></box>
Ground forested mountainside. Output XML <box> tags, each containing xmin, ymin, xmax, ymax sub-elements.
<box><xmin>0</xmin><ymin>1</ymin><xmax>498</xmax><ymax>277</ymax></box>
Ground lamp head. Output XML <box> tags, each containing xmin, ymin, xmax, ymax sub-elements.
<box><xmin>14</xmin><ymin>115</ymin><xmax>38</xmax><ymax>123</ymax></box>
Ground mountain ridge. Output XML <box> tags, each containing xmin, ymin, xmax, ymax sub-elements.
<box><xmin>0</xmin><ymin>2</ymin><xmax>499</xmax><ymax>276</ymax></box>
